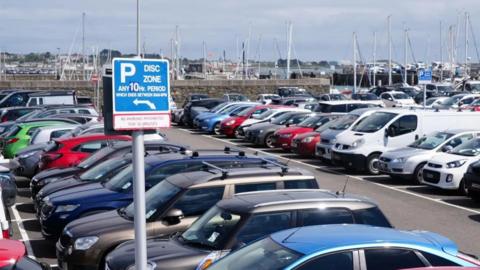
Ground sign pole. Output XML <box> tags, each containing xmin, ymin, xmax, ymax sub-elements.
<box><xmin>133</xmin><ymin>0</ymin><xmax>147</xmax><ymax>270</ymax></box>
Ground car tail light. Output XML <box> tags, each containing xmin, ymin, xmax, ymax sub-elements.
<box><xmin>2</xmin><ymin>229</ymin><xmax>9</xmax><ymax>239</ymax></box>
<box><xmin>42</xmin><ymin>153</ymin><xmax>62</xmax><ymax>162</ymax></box>
<box><xmin>6</xmin><ymin>138</ymin><xmax>18</xmax><ymax>144</ymax></box>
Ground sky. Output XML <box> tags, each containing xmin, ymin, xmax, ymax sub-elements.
<box><xmin>0</xmin><ymin>0</ymin><xmax>479</xmax><ymax>62</ymax></box>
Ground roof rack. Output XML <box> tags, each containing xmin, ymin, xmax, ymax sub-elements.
<box><xmin>190</xmin><ymin>146</ymin><xmax>246</xmax><ymax>158</ymax></box>
<box><xmin>202</xmin><ymin>161</ymin><xmax>229</xmax><ymax>179</ymax></box>
<box><xmin>261</xmin><ymin>158</ymin><xmax>289</xmax><ymax>175</ymax></box>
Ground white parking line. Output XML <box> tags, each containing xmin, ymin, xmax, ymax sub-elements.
<box><xmin>190</xmin><ymin>131</ymin><xmax>480</xmax><ymax>216</ymax></box>
<box><xmin>11</xmin><ymin>204</ymin><xmax>36</xmax><ymax>259</ymax></box>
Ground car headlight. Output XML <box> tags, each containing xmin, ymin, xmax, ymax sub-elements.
<box><xmin>127</xmin><ymin>261</ymin><xmax>157</xmax><ymax>270</ymax></box>
<box><xmin>18</xmin><ymin>151</ymin><xmax>36</xmax><ymax>159</ymax></box>
<box><xmin>351</xmin><ymin>138</ymin><xmax>365</xmax><ymax>149</ymax></box>
<box><xmin>226</xmin><ymin>120</ymin><xmax>235</xmax><ymax>125</ymax></box>
<box><xmin>302</xmin><ymin>136</ymin><xmax>314</xmax><ymax>143</ymax></box>
<box><xmin>43</xmin><ymin>196</ymin><xmax>50</xmax><ymax>204</ymax></box>
<box><xmin>279</xmin><ymin>133</ymin><xmax>292</xmax><ymax>138</ymax></box>
<box><xmin>74</xmin><ymin>236</ymin><xmax>99</xmax><ymax>250</ymax></box>
<box><xmin>330</xmin><ymin>138</ymin><xmax>337</xmax><ymax>144</ymax></box>
<box><xmin>392</xmin><ymin>157</ymin><xmax>407</xmax><ymax>163</ymax></box>
<box><xmin>446</xmin><ymin>160</ymin><xmax>467</xmax><ymax>168</ymax></box>
<box><xmin>55</xmin><ymin>204</ymin><xmax>80</xmax><ymax>213</ymax></box>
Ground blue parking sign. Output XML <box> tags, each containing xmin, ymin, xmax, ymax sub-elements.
<box><xmin>418</xmin><ymin>68</ymin><xmax>432</xmax><ymax>84</ymax></box>
<box><xmin>112</xmin><ymin>58</ymin><xmax>170</xmax><ymax>130</ymax></box>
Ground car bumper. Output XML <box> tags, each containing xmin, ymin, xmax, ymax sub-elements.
<box><xmin>422</xmin><ymin>168</ymin><xmax>461</xmax><ymax>190</ymax></box>
<box><xmin>331</xmin><ymin>151</ymin><xmax>367</xmax><ymax>171</ymax></box>
<box><xmin>273</xmin><ymin>136</ymin><xmax>294</xmax><ymax>150</ymax></box>
<box><xmin>315</xmin><ymin>143</ymin><xmax>333</xmax><ymax>160</ymax></box>
<box><xmin>40</xmin><ymin>212</ymin><xmax>73</xmax><ymax>237</ymax></box>
<box><xmin>56</xmin><ymin>240</ymin><xmax>99</xmax><ymax>270</ymax></box>
<box><xmin>291</xmin><ymin>141</ymin><xmax>316</xmax><ymax>157</ymax></box>
<box><xmin>377</xmin><ymin>160</ymin><xmax>413</xmax><ymax>176</ymax></box>
<box><xmin>220</xmin><ymin>125</ymin><xmax>236</xmax><ymax>137</ymax></box>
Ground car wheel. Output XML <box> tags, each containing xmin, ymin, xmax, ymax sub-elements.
<box><xmin>366</xmin><ymin>153</ymin><xmax>381</xmax><ymax>175</ymax></box>
<box><xmin>412</xmin><ymin>162</ymin><xmax>426</xmax><ymax>185</ymax></box>
<box><xmin>234</xmin><ymin>128</ymin><xmax>241</xmax><ymax>139</ymax></box>
<box><xmin>459</xmin><ymin>179</ymin><xmax>468</xmax><ymax>196</ymax></box>
<box><xmin>213</xmin><ymin>123</ymin><xmax>221</xmax><ymax>135</ymax></box>
<box><xmin>264</xmin><ymin>133</ymin><xmax>275</xmax><ymax>148</ymax></box>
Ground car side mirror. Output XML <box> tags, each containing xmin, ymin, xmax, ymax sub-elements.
<box><xmin>163</xmin><ymin>208</ymin><xmax>184</xmax><ymax>225</ymax></box>
<box><xmin>384</xmin><ymin>128</ymin><xmax>389</xmax><ymax>137</ymax></box>
<box><xmin>442</xmin><ymin>145</ymin><xmax>453</xmax><ymax>153</ymax></box>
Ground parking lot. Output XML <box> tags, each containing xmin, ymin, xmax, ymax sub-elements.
<box><xmin>7</xmin><ymin>125</ymin><xmax>480</xmax><ymax>268</ymax></box>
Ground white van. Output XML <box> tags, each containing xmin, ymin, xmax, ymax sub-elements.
<box><xmin>331</xmin><ymin>108</ymin><xmax>480</xmax><ymax>174</ymax></box>
<box><xmin>27</xmin><ymin>90</ymin><xmax>77</xmax><ymax>106</ymax></box>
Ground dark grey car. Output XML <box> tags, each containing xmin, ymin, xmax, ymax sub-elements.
<box><xmin>105</xmin><ymin>189</ymin><xmax>392</xmax><ymax>270</ymax></box>
<box><xmin>244</xmin><ymin>111</ymin><xmax>312</xmax><ymax>148</ymax></box>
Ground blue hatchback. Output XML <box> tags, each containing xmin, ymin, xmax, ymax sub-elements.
<box><xmin>199</xmin><ymin>103</ymin><xmax>256</xmax><ymax>134</ymax></box>
<box><xmin>38</xmin><ymin>150</ymin><xmax>275</xmax><ymax>237</ymax></box>
<box><xmin>207</xmin><ymin>224</ymin><xmax>480</xmax><ymax>270</ymax></box>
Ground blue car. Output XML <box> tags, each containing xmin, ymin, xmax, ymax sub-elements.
<box><xmin>193</xmin><ymin>102</ymin><xmax>255</xmax><ymax>129</ymax></box>
<box><xmin>38</xmin><ymin>150</ymin><xmax>275</xmax><ymax>237</ymax></box>
<box><xmin>200</xmin><ymin>103</ymin><xmax>257</xmax><ymax>134</ymax></box>
<box><xmin>207</xmin><ymin>224</ymin><xmax>480</xmax><ymax>270</ymax></box>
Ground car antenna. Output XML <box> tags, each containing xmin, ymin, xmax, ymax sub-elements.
<box><xmin>336</xmin><ymin>176</ymin><xmax>350</xmax><ymax>197</ymax></box>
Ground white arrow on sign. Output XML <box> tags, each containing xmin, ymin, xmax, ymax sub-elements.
<box><xmin>133</xmin><ymin>98</ymin><xmax>156</xmax><ymax>110</ymax></box>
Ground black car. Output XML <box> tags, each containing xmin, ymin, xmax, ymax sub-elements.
<box><xmin>105</xmin><ymin>189</ymin><xmax>392</xmax><ymax>270</ymax></box>
<box><xmin>465</xmin><ymin>159</ymin><xmax>480</xmax><ymax>201</ymax></box>
<box><xmin>413</xmin><ymin>90</ymin><xmax>446</xmax><ymax>104</ymax></box>
<box><xmin>30</xmin><ymin>141</ymin><xmax>184</xmax><ymax>198</ymax></box>
<box><xmin>0</xmin><ymin>107</ymin><xmax>39</xmax><ymax>123</ymax></box>
<box><xmin>351</xmin><ymin>93</ymin><xmax>380</xmax><ymax>101</ymax></box>
<box><xmin>0</xmin><ymin>90</ymin><xmax>37</xmax><ymax>108</ymax></box>
<box><xmin>369</xmin><ymin>86</ymin><xmax>394</xmax><ymax>96</ymax></box>
<box><xmin>183</xmin><ymin>98</ymin><xmax>224</xmax><ymax>127</ymax></box>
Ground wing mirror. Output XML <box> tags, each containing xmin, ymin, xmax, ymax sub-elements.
<box><xmin>441</xmin><ymin>145</ymin><xmax>454</xmax><ymax>153</ymax></box>
<box><xmin>163</xmin><ymin>208</ymin><xmax>184</xmax><ymax>225</ymax></box>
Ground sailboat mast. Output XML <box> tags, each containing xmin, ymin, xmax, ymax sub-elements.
<box><xmin>175</xmin><ymin>25</ymin><xmax>181</xmax><ymax>80</ymax></box>
<box><xmin>286</xmin><ymin>22</ymin><xmax>293</xmax><ymax>79</ymax></box>
<box><xmin>388</xmin><ymin>15</ymin><xmax>392</xmax><ymax>85</ymax></box>
<box><xmin>404</xmin><ymin>26</ymin><xmax>408</xmax><ymax>84</ymax></box>
<box><xmin>373</xmin><ymin>32</ymin><xmax>377</xmax><ymax>87</ymax></box>
<box><xmin>440</xmin><ymin>21</ymin><xmax>443</xmax><ymax>82</ymax></box>
<box><xmin>465</xmin><ymin>12</ymin><xmax>469</xmax><ymax>77</ymax></box>
<box><xmin>82</xmin><ymin>12</ymin><xmax>86</xmax><ymax>80</ymax></box>
<box><xmin>353</xmin><ymin>32</ymin><xmax>357</xmax><ymax>94</ymax></box>
<box><xmin>203</xmin><ymin>41</ymin><xmax>207</xmax><ymax>79</ymax></box>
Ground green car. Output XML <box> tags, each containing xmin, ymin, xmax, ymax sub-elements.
<box><xmin>2</xmin><ymin>121</ymin><xmax>64</xmax><ymax>158</ymax></box>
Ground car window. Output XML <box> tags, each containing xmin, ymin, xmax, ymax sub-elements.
<box><xmin>74</xmin><ymin>141</ymin><xmax>108</xmax><ymax>153</ymax></box>
<box><xmin>299</xmin><ymin>208</ymin><xmax>354</xmax><ymax>226</ymax></box>
<box><xmin>26</xmin><ymin>126</ymin><xmax>41</xmax><ymax>137</ymax></box>
<box><xmin>426</xmin><ymin>85</ymin><xmax>435</xmax><ymax>90</ymax></box>
<box><xmin>284</xmin><ymin>180</ymin><xmax>318</xmax><ymax>189</ymax></box>
<box><xmin>388</xmin><ymin>115</ymin><xmax>417</xmax><ymax>137</ymax></box>
<box><xmin>235</xmin><ymin>212</ymin><xmax>292</xmax><ymax>245</ymax></box>
<box><xmin>172</xmin><ymin>187</ymin><xmax>225</xmax><ymax>216</ymax></box>
<box><xmin>8</xmin><ymin>93</ymin><xmax>28</xmax><ymax>106</ymax></box>
<box><xmin>296</xmin><ymin>251</ymin><xmax>354</xmax><ymax>270</ymax></box>
<box><xmin>235</xmin><ymin>183</ymin><xmax>276</xmax><ymax>193</ymax></box>
<box><xmin>59</xmin><ymin>109</ymin><xmax>76</xmax><ymax>113</ymax></box>
<box><xmin>419</xmin><ymin>251</ymin><xmax>460</xmax><ymax>266</ymax></box>
<box><xmin>78</xmin><ymin>109</ymin><xmax>92</xmax><ymax>114</ymax></box>
<box><xmin>445</xmin><ymin>134</ymin><xmax>474</xmax><ymax>149</ymax></box>
<box><xmin>353</xmin><ymin>207</ymin><xmax>391</xmax><ymax>227</ymax></box>
<box><xmin>50</xmin><ymin>129</ymin><xmax>72</xmax><ymax>140</ymax></box>
<box><xmin>364</xmin><ymin>248</ymin><xmax>425</xmax><ymax>270</ymax></box>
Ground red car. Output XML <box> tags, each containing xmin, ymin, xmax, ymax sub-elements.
<box><xmin>291</xmin><ymin>117</ymin><xmax>341</xmax><ymax>157</ymax></box>
<box><xmin>273</xmin><ymin>114</ymin><xmax>341</xmax><ymax>151</ymax></box>
<box><xmin>0</xmin><ymin>239</ymin><xmax>47</xmax><ymax>269</ymax></box>
<box><xmin>39</xmin><ymin>134</ymin><xmax>131</xmax><ymax>170</ymax></box>
<box><xmin>219</xmin><ymin>105</ymin><xmax>283</xmax><ymax>138</ymax></box>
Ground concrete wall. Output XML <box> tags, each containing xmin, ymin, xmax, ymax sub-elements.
<box><xmin>0</xmin><ymin>78</ymin><xmax>330</xmax><ymax>100</ymax></box>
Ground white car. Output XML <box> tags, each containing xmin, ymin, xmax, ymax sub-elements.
<box><xmin>380</xmin><ymin>91</ymin><xmax>416</xmax><ymax>107</ymax></box>
<box><xmin>424</xmin><ymin>97</ymin><xmax>449</xmax><ymax>108</ymax></box>
<box><xmin>378</xmin><ymin>130</ymin><xmax>479</xmax><ymax>183</ymax></box>
<box><xmin>29</xmin><ymin>125</ymin><xmax>79</xmax><ymax>145</ymax></box>
<box><xmin>422</xmin><ymin>136</ymin><xmax>480</xmax><ymax>194</ymax></box>
<box><xmin>256</xmin><ymin>94</ymin><xmax>280</xmax><ymax>105</ymax></box>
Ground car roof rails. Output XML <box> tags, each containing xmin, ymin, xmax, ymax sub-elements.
<box><xmin>202</xmin><ymin>161</ymin><xmax>229</xmax><ymax>179</ymax></box>
<box><xmin>260</xmin><ymin>158</ymin><xmax>289</xmax><ymax>175</ymax></box>
<box><xmin>189</xmin><ymin>146</ymin><xmax>246</xmax><ymax>158</ymax></box>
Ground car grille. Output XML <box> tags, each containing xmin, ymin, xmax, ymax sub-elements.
<box><xmin>379</xmin><ymin>157</ymin><xmax>392</xmax><ymax>162</ymax></box>
<box><xmin>41</xmin><ymin>204</ymin><xmax>55</xmax><ymax>218</ymax></box>
<box><xmin>59</xmin><ymin>231</ymin><xmax>72</xmax><ymax>247</ymax></box>
<box><xmin>428</xmin><ymin>163</ymin><xmax>442</xmax><ymax>168</ymax></box>
<box><xmin>321</xmin><ymin>139</ymin><xmax>330</xmax><ymax>144</ymax></box>
<box><xmin>423</xmin><ymin>169</ymin><xmax>441</xmax><ymax>184</ymax></box>
<box><xmin>335</xmin><ymin>143</ymin><xmax>350</xmax><ymax>150</ymax></box>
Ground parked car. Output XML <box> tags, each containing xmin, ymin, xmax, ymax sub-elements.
<box><xmin>465</xmin><ymin>159</ymin><xmax>480</xmax><ymax>201</ymax></box>
<box><xmin>29</xmin><ymin>125</ymin><xmax>78</xmax><ymax>145</ymax></box>
<box><xmin>424</xmin><ymin>96</ymin><xmax>450</xmax><ymax>108</ymax></box>
<box><xmin>77</xmin><ymin>96</ymin><xmax>93</xmax><ymax>106</ymax></box>
<box><xmin>426</xmin><ymin>82</ymin><xmax>455</xmax><ymax>94</ymax></box>
<box><xmin>2</xmin><ymin>121</ymin><xmax>65</xmax><ymax>158</ymax></box>
<box><xmin>277</xmin><ymin>87</ymin><xmax>313</xmax><ymax>98</ymax></box>
<box><xmin>271</xmin><ymin>96</ymin><xmax>317</xmax><ymax>106</ymax></box>
<box><xmin>351</xmin><ymin>93</ymin><xmax>381</xmax><ymax>101</ymax></box>
<box><xmin>464</xmin><ymin>98</ymin><xmax>480</xmax><ymax>111</ymax></box>
<box><xmin>380</xmin><ymin>91</ymin><xmax>416</xmax><ymax>107</ymax></box>
<box><xmin>17</xmin><ymin>105</ymin><xmax>98</xmax><ymax>121</ymax></box>
<box><xmin>315</xmin><ymin>108</ymin><xmax>379</xmax><ymax>162</ymax></box>
<box><xmin>369</xmin><ymin>86</ymin><xmax>395</xmax><ymax>96</ymax></box>
<box><xmin>105</xmin><ymin>189</ymin><xmax>392</xmax><ymax>270</ymax></box>
<box><xmin>58</xmin><ymin>122</ymin><xmax>104</xmax><ymax>139</ymax></box>
<box><xmin>332</xmin><ymin>109</ymin><xmax>480</xmax><ymax>175</ymax></box>
<box><xmin>198</xmin><ymin>103</ymin><xmax>257</xmax><ymax>135</ymax></box>
<box><xmin>55</xmin><ymin>163</ymin><xmax>317</xmax><ymax>270</ymax></box>
<box><xmin>219</xmin><ymin>105</ymin><xmax>282</xmax><ymax>138</ymax></box>
<box><xmin>205</xmin><ymin>224</ymin><xmax>480</xmax><ymax>270</ymax></box>
<box><xmin>243</xmin><ymin>111</ymin><xmax>312</xmax><ymax>148</ymax></box>
<box><xmin>272</xmin><ymin>114</ymin><xmax>341</xmax><ymax>151</ymax></box>
<box><xmin>318</xmin><ymin>93</ymin><xmax>348</xmax><ymax>101</ymax></box>
<box><xmin>256</xmin><ymin>94</ymin><xmax>280</xmax><ymax>104</ymax></box>
<box><xmin>183</xmin><ymin>98</ymin><xmax>224</xmax><ymax>127</ymax></box>
<box><xmin>0</xmin><ymin>107</ymin><xmax>38</xmax><ymax>122</ymax></box>
<box><xmin>414</xmin><ymin>90</ymin><xmax>447</xmax><ymax>104</ymax></box>
<box><xmin>39</xmin><ymin>150</ymin><xmax>280</xmax><ymax>237</ymax></box>
<box><xmin>396</xmin><ymin>86</ymin><xmax>419</xmax><ymax>98</ymax></box>
<box><xmin>0</xmin><ymin>90</ymin><xmax>37</xmax><ymax>108</ymax></box>
<box><xmin>38</xmin><ymin>134</ymin><xmax>132</xmax><ymax>170</ymax></box>
<box><xmin>313</xmin><ymin>100</ymin><xmax>383</xmax><ymax>113</ymax></box>
<box><xmin>27</xmin><ymin>90</ymin><xmax>77</xmax><ymax>106</ymax></box>
<box><xmin>379</xmin><ymin>130</ymin><xmax>479</xmax><ymax>183</ymax></box>
<box><xmin>223</xmin><ymin>93</ymin><xmax>250</xmax><ymax>102</ymax></box>
<box><xmin>291</xmin><ymin>118</ymin><xmax>342</xmax><ymax>157</ymax></box>
<box><xmin>422</xmin><ymin>137</ymin><xmax>480</xmax><ymax>194</ymax></box>
<box><xmin>48</xmin><ymin>113</ymin><xmax>100</xmax><ymax>124</ymax></box>
<box><xmin>433</xmin><ymin>94</ymin><xmax>480</xmax><ymax>110</ymax></box>
<box><xmin>0</xmin><ymin>239</ymin><xmax>49</xmax><ymax>269</ymax></box>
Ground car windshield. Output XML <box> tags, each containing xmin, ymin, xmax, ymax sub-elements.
<box><xmin>298</xmin><ymin>116</ymin><xmax>323</xmax><ymax>128</ymax></box>
<box><xmin>79</xmin><ymin>158</ymin><xmax>130</xmax><ymax>181</ymax></box>
<box><xmin>471</xmin><ymin>99</ymin><xmax>480</xmax><ymax>106</ymax></box>
<box><xmin>315</xmin><ymin>119</ymin><xmax>336</xmax><ymax>132</ymax></box>
<box><xmin>217</xmin><ymin>104</ymin><xmax>237</xmax><ymax>114</ymax></box>
<box><xmin>207</xmin><ymin>236</ymin><xmax>302</xmax><ymax>270</ymax></box>
<box><xmin>4</xmin><ymin>125</ymin><xmax>20</xmax><ymax>137</ymax></box>
<box><xmin>210</xmin><ymin>103</ymin><xmax>228</xmax><ymax>113</ymax></box>
<box><xmin>437</xmin><ymin>86</ymin><xmax>454</xmax><ymax>92</ymax></box>
<box><xmin>451</xmin><ymin>138</ymin><xmax>480</xmax><ymax>157</ymax></box>
<box><xmin>352</xmin><ymin>112</ymin><xmax>397</xmax><ymax>133</ymax></box>
<box><xmin>77</xmin><ymin>147</ymin><xmax>116</xmax><ymax>169</ymax></box>
<box><xmin>393</xmin><ymin>93</ymin><xmax>410</xmax><ymax>99</ymax></box>
<box><xmin>271</xmin><ymin>112</ymin><xmax>295</xmax><ymax>125</ymax></box>
<box><xmin>256</xmin><ymin>110</ymin><xmax>276</xmax><ymax>120</ymax></box>
<box><xmin>469</xmin><ymin>84</ymin><xmax>480</xmax><ymax>91</ymax></box>
<box><xmin>425</xmin><ymin>98</ymin><xmax>439</xmax><ymax>106</ymax></box>
<box><xmin>124</xmin><ymin>180</ymin><xmax>182</xmax><ymax>219</ymax></box>
<box><xmin>409</xmin><ymin>132</ymin><xmax>454</xmax><ymax>150</ymax></box>
<box><xmin>0</xmin><ymin>94</ymin><xmax>7</xmax><ymax>101</ymax></box>
<box><xmin>180</xmin><ymin>206</ymin><xmax>242</xmax><ymax>250</ymax></box>
<box><xmin>237</xmin><ymin>107</ymin><xmax>255</xmax><ymax>117</ymax></box>
<box><xmin>329</xmin><ymin>114</ymin><xmax>359</xmax><ymax>130</ymax></box>
<box><xmin>103</xmin><ymin>164</ymin><xmax>137</xmax><ymax>192</ymax></box>
<box><xmin>441</xmin><ymin>95</ymin><xmax>464</xmax><ymax>106</ymax></box>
